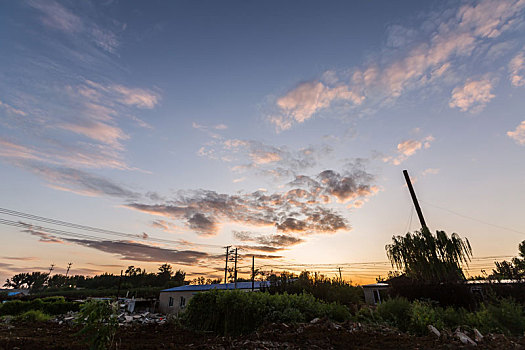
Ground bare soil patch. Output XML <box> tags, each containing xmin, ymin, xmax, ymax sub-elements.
<box><xmin>0</xmin><ymin>321</ymin><xmax>523</xmax><ymax>349</ymax></box>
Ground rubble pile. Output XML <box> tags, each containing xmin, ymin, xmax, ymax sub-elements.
<box><xmin>116</xmin><ymin>312</ymin><xmax>168</xmax><ymax>325</ymax></box>
<box><xmin>52</xmin><ymin>311</ymin><xmax>169</xmax><ymax>326</ymax></box>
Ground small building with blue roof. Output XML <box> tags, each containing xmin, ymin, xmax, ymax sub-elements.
<box><xmin>159</xmin><ymin>281</ymin><xmax>269</xmax><ymax>314</ymax></box>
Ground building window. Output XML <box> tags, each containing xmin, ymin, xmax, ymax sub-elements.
<box><xmin>168</xmin><ymin>297</ymin><xmax>174</xmax><ymax>307</ymax></box>
<box><xmin>180</xmin><ymin>296</ymin><xmax>186</xmax><ymax>308</ymax></box>
<box><xmin>373</xmin><ymin>290</ymin><xmax>381</xmax><ymax>304</ymax></box>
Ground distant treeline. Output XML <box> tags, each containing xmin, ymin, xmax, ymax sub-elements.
<box><xmin>3</xmin><ymin>264</ymin><xmax>186</xmax><ymax>292</ymax></box>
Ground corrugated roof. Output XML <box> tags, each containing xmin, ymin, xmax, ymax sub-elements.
<box><xmin>161</xmin><ymin>281</ymin><xmax>269</xmax><ymax>292</ymax></box>
<box><xmin>361</xmin><ymin>283</ymin><xmax>389</xmax><ymax>288</ymax></box>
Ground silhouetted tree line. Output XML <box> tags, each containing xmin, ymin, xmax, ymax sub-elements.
<box><xmin>3</xmin><ymin>263</ymin><xmax>186</xmax><ymax>291</ymax></box>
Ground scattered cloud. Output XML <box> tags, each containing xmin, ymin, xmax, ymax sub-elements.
<box><xmin>192</xmin><ymin>122</ymin><xmax>228</xmax><ymax>139</ymax></box>
<box><xmin>233</xmin><ymin>230</ymin><xmax>304</xmax><ymax>251</ymax></box>
<box><xmin>126</xmin><ymin>164</ymin><xmax>375</xmax><ymax>236</ymax></box>
<box><xmin>28</xmin><ymin>0</ymin><xmax>121</xmax><ymax>54</ymax></box>
<box><xmin>151</xmin><ymin>220</ymin><xmax>179</xmax><ymax>233</ymax></box>
<box><xmin>201</xmin><ymin>139</ymin><xmax>333</xmax><ymax>179</ymax></box>
<box><xmin>270</xmin><ymin>81</ymin><xmax>364</xmax><ymax>131</ymax></box>
<box><xmin>383</xmin><ymin>135</ymin><xmax>434</xmax><ymax>165</ymax></box>
<box><xmin>507</xmin><ymin>120</ymin><xmax>525</xmax><ymax>145</ymax></box>
<box><xmin>422</xmin><ymin>168</ymin><xmax>440</xmax><ymax>176</ymax></box>
<box><xmin>449</xmin><ymin>78</ymin><xmax>495</xmax><ymax>113</ymax></box>
<box><xmin>269</xmin><ymin>0</ymin><xmax>525</xmax><ymax>130</ymax></box>
<box><xmin>0</xmin><ymin>100</ymin><xmax>27</xmax><ymax>116</ymax></box>
<box><xmin>110</xmin><ymin>84</ymin><xmax>160</xmax><ymax>109</ymax></box>
<box><xmin>29</xmin><ymin>1</ymin><xmax>83</xmax><ymax>34</ymax></box>
<box><xmin>509</xmin><ymin>51</ymin><xmax>525</xmax><ymax>87</ymax></box>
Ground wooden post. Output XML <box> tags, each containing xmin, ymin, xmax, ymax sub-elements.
<box><xmin>224</xmin><ymin>246</ymin><xmax>230</xmax><ymax>284</ymax></box>
<box><xmin>403</xmin><ymin>170</ymin><xmax>427</xmax><ymax>230</ymax></box>
<box><xmin>234</xmin><ymin>248</ymin><xmax>238</xmax><ymax>289</ymax></box>
<box><xmin>251</xmin><ymin>256</ymin><xmax>255</xmax><ymax>291</ymax></box>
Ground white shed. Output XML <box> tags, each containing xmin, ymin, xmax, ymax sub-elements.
<box><xmin>362</xmin><ymin>283</ymin><xmax>389</xmax><ymax>305</ymax></box>
<box><xmin>159</xmin><ymin>281</ymin><xmax>269</xmax><ymax>315</ymax></box>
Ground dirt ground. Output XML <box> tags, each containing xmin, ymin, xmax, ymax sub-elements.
<box><xmin>0</xmin><ymin>320</ymin><xmax>524</xmax><ymax>349</ymax></box>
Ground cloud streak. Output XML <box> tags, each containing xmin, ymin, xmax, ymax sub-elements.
<box><xmin>22</xmin><ymin>163</ymin><xmax>140</xmax><ymax>198</ymax></box>
<box><xmin>69</xmin><ymin>239</ymin><xmax>211</xmax><ymax>265</ymax></box>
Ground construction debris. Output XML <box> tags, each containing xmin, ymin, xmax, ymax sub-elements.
<box><xmin>473</xmin><ymin>328</ymin><xmax>484</xmax><ymax>342</ymax></box>
<box><xmin>455</xmin><ymin>330</ymin><xmax>477</xmax><ymax>346</ymax></box>
<box><xmin>428</xmin><ymin>325</ymin><xmax>440</xmax><ymax>337</ymax></box>
<box><xmin>52</xmin><ymin>311</ymin><xmax>168</xmax><ymax>326</ymax></box>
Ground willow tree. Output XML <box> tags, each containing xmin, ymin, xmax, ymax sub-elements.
<box><xmin>386</xmin><ymin>227</ymin><xmax>472</xmax><ymax>283</ymax></box>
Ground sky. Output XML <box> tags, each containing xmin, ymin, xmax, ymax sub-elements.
<box><xmin>1</xmin><ymin>0</ymin><xmax>525</xmax><ymax>285</ymax></box>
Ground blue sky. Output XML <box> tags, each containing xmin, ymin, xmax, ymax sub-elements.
<box><xmin>1</xmin><ymin>0</ymin><xmax>525</xmax><ymax>283</ymax></box>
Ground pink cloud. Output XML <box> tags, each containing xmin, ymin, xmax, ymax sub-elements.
<box><xmin>270</xmin><ymin>0</ymin><xmax>525</xmax><ymax>130</ymax></box>
<box><xmin>384</xmin><ymin>135</ymin><xmax>434</xmax><ymax>165</ymax></box>
<box><xmin>449</xmin><ymin>78</ymin><xmax>495</xmax><ymax>112</ymax></box>
<box><xmin>507</xmin><ymin>120</ymin><xmax>525</xmax><ymax>145</ymax></box>
<box><xmin>509</xmin><ymin>51</ymin><xmax>525</xmax><ymax>87</ymax></box>
<box><xmin>59</xmin><ymin>120</ymin><xmax>129</xmax><ymax>149</ymax></box>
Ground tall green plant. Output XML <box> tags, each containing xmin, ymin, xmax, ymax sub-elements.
<box><xmin>76</xmin><ymin>300</ymin><xmax>118</xmax><ymax>350</ymax></box>
<box><xmin>386</xmin><ymin>227</ymin><xmax>472</xmax><ymax>283</ymax></box>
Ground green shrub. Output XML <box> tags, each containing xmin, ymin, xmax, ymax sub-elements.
<box><xmin>474</xmin><ymin>298</ymin><xmax>525</xmax><ymax>335</ymax></box>
<box><xmin>442</xmin><ymin>306</ymin><xmax>467</xmax><ymax>329</ymax></box>
<box><xmin>376</xmin><ymin>297</ymin><xmax>411</xmax><ymax>331</ymax></box>
<box><xmin>356</xmin><ymin>297</ymin><xmax>525</xmax><ymax>336</ymax></box>
<box><xmin>181</xmin><ymin>290</ymin><xmax>350</xmax><ymax>335</ymax></box>
<box><xmin>15</xmin><ymin>310</ymin><xmax>51</xmax><ymax>322</ymax></box>
<box><xmin>0</xmin><ymin>298</ymin><xmax>79</xmax><ymax>316</ymax></box>
<box><xmin>409</xmin><ymin>301</ymin><xmax>444</xmax><ymax>334</ymax></box>
<box><xmin>41</xmin><ymin>296</ymin><xmax>65</xmax><ymax>302</ymax></box>
<box><xmin>355</xmin><ymin>306</ymin><xmax>377</xmax><ymax>323</ymax></box>
<box><xmin>0</xmin><ymin>300</ymin><xmax>27</xmax><ymax>315</ymax></box>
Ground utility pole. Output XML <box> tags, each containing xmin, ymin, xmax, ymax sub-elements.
<box><xmin>48</xmin><ymin>264</ymin><xmax>55</xmax><ymax>275</ymax></box>
<box><xmin>251</xmin><ymin>256</ymin><xmax>255</xmax><ymax>291</ymax></box>
<box><xmin>338</xmin><ymin>267</ymin><xmax>343</xmax><ymax>283</ymax></box>
<box><xmin>403</xmin><ymin>169</ymin><xmax>428</xmax><ymax>230</ymax></box>
<box><xmin>224</xmin><ymin>246</ymin><xmax>231</xmax><ymax>284</ymax></box>
<box><xmin>233</xmin><ymin>248</ymin><xmax>238</xmax><ymax>289</ymax></box>
<box><xmin>65</xmin><ymin>262</ymin><xmax>72</xmax><ymax>277</ymax></box>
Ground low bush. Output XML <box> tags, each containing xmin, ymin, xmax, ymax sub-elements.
<box><xmin>367</xmin><ymin>297</ymin><xmax>525</xmax><ymax>336</ymax></box>
<box><xmin>376</xmin><ymin>297</ymin><xmax>411</xmax><ymax>331</ymax></box>
<box><xmin>0</xmin><ymin>298</ymin><xmax>79</xmax><ymax>316</ymax></box>
<box><xmin>468</xmin><ymin>298</ymin><xmax>525</xmax><ymax>335</ymax></box>
<box><xmin>355</xmin><ymin>306</ymin><xmax>377</xmax><ymax>323</ymax></box>
<box><xmin>15</xmin><ymin>310</ymin><xmax>51</xmax><ymax>322</ymax></box>
<box><xmin>409</xmin><ymin>301</ymin><xmax>444</xmax><ymax>334</ymax></box>
<box><xmin>181</xmin><ymin>290</ymin><xmax>351</xmax><ymax>335</ymax></box>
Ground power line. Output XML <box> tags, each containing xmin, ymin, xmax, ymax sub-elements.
<box><xmin>420</xmin><ymin>201</ymin><xmax>525</xmax><ymax>236</ymax></box>
<box><xmin>0</xmin><ymin>206</ymin><xmax>224</xmax><ymax>249</ymax></box>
